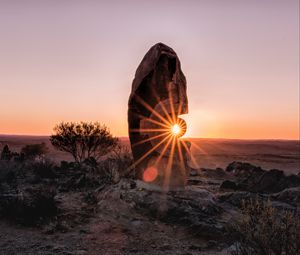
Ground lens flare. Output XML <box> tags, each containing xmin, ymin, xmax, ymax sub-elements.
<box><xmin>143</xmin><ymin>166</ymin><xmax>158</xmax><ymax>182</ymax></box>
<box><xmin>127</xmin><ymin>93</ymin><xmax>189</xmax><ymax>187</ymax></box>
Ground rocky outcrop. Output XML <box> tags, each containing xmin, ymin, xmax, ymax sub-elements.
<box><xmin>223</xmin><ymin>162</ymin><xmax>300</xmax><ymax>193</ymax></box>
<box><xmin>226</xmin><ymin>161</ymin><xmax>264</xmax><ymax>179</ymax></box>
<box><xmin>98</xmin><ymin>180</ymin><xmax>234</xmax><ymax>241</ymax></box>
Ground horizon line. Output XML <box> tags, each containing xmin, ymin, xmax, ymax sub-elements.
<box><xmin>0</xmin><ymin>133</ymin><xmax>299</xmax><ymax>141</ymax></box>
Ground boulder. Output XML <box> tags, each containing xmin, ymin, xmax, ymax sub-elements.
<box><xmin>225</xmin><ymin>162</ymin><xmax>300</xmax><ymax>194</ymax></box>
<box><xmin>226</xmin><ymin>161</ymin><xmax>264</xmax><ymax>179</ymax></box>
<box><xmin>220</xmin><ymin>180</ymin><xmax>237</xmax><ymax>190</ymax></box>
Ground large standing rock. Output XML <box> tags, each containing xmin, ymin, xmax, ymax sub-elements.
<box><xmin>128</xmin><ymin>43</ymin><xmax>190</xmax><ymax>190</ymax></box>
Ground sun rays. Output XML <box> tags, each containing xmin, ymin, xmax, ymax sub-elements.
<box><xmin>128</xmin><ymin>90</ymin><xmax>192</xmax><ymax>188</ymax></box>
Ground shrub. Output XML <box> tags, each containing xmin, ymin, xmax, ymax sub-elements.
<box><xmin>30</xmin><ymin>160</ymin><xmax>56</xmax><ymax>179</ymax></box>
<box><xmin>0</xmin><ymin>144</ymin><xmax>12</xmax><ymax>160</ymax></box>
<box><xmin>85</xmin><ymin>145</ymin><xmax>134</xmax><ymax>184</ymax></box>
<box><xmin>110</xmin><ymin>145</ymin><xmax>134</xmax><ymax>177</ymax></box>
<box><xmin>50</xmin><ymin>122</ymin><xmax>118</xmax><ymax>163</ymax></box>
<box><xmin>230</xmin><ymin>199</ymin><xmax>300</xmax><ymax>255</ymax></box>
<box><xmin>21</xmin><ymin>143</ymin><xmax>48</xmax><ymax>160</ymax></box>
<box><xmin>103</xmin><ymin>145</ymin><xmax>134</xmax><ymax>182</ymax></box>
<box><xmin>0</xmin><ymin>160</ymin><xmax>23</xmax><ymax>183</ymax></box>
<box><xmin>0</xmin><ymin>185</ymin><xmax>57</xmax><ymax>225</ymax></box>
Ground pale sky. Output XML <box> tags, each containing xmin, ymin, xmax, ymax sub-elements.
<box><xmin>0</xmin><ymin>0</ymin><xmax>299</xmax><ymax>139</ymax></box>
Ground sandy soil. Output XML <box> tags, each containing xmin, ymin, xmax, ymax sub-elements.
<box><xmin>0</xmin><ymin>187</ymin><xmax>229</xmax><ymax>255</ymax></box>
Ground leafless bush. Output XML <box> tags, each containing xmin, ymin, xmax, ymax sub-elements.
<box><xmin>230</xmin><ymin>199</ymin><xmax>300</xmax><ymax>255</ymax></box>
<box><xmin>111</xmin><ymin>144</ymin><xmax>134</xmax><ymax>177</ymax></box>
<box><xmin>50</xmin><ymin>122</ymin><xmax>118</xmax><ymax>163</ymax></box>
<box><xmin>97</xmin><ymin>145</ymin><xmax>134</xmax><ymax>183</ymax></box>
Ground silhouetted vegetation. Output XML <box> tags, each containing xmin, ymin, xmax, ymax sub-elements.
<box><xmin>1</xmin><ymin>145</ymin><xmax>12</xmax><ymax>160</ymax></box>
<box><xmin>50</xmin><ymin>122</ymin><xmax>118</xmax><ymax>163</ymax></box>
<box><xmin>0</xmin><ymin>161</ymin><xmax>21</xmax><ymax>184</ymax></box>
<box><xmin>30</xmin><ymin>159</ymin><xmax>56</xmax><ymax>179</ymax></box>
<box><xmin>96</xmin><ymin>145</ymin><xmax>134</xmax><ymax>183</ymax></box>
<box><xmin>0</xmin><ymin>144</ymin><xmax>21</xmax><ymax>161</ymax></box>
<box><xmin>230</xmin><ymin>199</ymin><xmax>300</xmax><ymax>255</ymax></box>
<box><xmin>0</xmin><ymin>185</ymin><xmax>57</xmax><ymax>225</ymax></box>
<box><xmin>20</xmin><ymin>142</ymin><xmax>48</xmax><ymax>160</ymax></box>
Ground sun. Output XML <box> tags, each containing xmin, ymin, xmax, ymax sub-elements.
<box><xmin>169</xmin><ymin>118</ymin><xmax>187</xmax><ymax>138</ymax></box>
<box><xmin>171</xmin><ymin>124</ymin><xmax>181</xmax><ymax>136</ymax></box>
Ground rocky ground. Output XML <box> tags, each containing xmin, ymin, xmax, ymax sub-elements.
<box><xmin>0</xmin><ymin>160</ymin><xmax>299</xmax><ymax>255</ymax></box>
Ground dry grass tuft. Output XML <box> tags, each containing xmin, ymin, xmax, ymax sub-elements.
<box><xmin>230</xmin><ymin>199</ymin><xmax>300</xmax><ymax>255</ymax></box>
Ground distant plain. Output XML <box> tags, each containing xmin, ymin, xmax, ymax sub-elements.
<box><xmin>1</xmin><ymin>135</ymin><xmax>299</xmax><ymax>175</ymax></box>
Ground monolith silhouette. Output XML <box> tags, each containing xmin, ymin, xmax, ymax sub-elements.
<box><xmin>128</xmin><ymin>43</ymin><xmax>190</xmax><ymax>190</ymax></box>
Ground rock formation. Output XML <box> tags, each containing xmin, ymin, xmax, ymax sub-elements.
<box><xmin>223</xmin><ymin>161</ymin><xmax>300</xmax><ymax>193</ymax></box>
<box><xmin>128</xmin><ymin>43</ymin><xmax>190</xmax><ymax>190</ymax></box>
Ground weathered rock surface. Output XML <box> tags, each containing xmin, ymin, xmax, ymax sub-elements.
<box><xmin>128</xmin><ymin>43</ymin><xmax>190</xmax><ymax>189</ymax></box>
<box><xmin>226</xmin><ymin>161</ymin><xmax>264</xmax><ymax>178</ymax></box>
<box><xmin>97</xmin><ymin>179</ymin><xmax>236</xmax><ymax>244</ymax></box>
<box><xmin>223</xmin><ymin>161</ymin><xmax>300</xmax><ymax>193</ymax></box>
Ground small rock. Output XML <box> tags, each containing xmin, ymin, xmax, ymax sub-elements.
<box><xmin>130</xmin><ymin>219</ymin><xmax>142</xmax><ymax>227</ymax></box>
<box><xmin>190</xmin><ymin>169</ymin><xmax>198</xmax><ymax>176</ymax></box>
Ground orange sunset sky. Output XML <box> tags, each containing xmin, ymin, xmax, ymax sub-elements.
<box><xmin>0</xmin><ymin>0</ymin><xmax>299</xmax><ymax>139</ymax></box>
